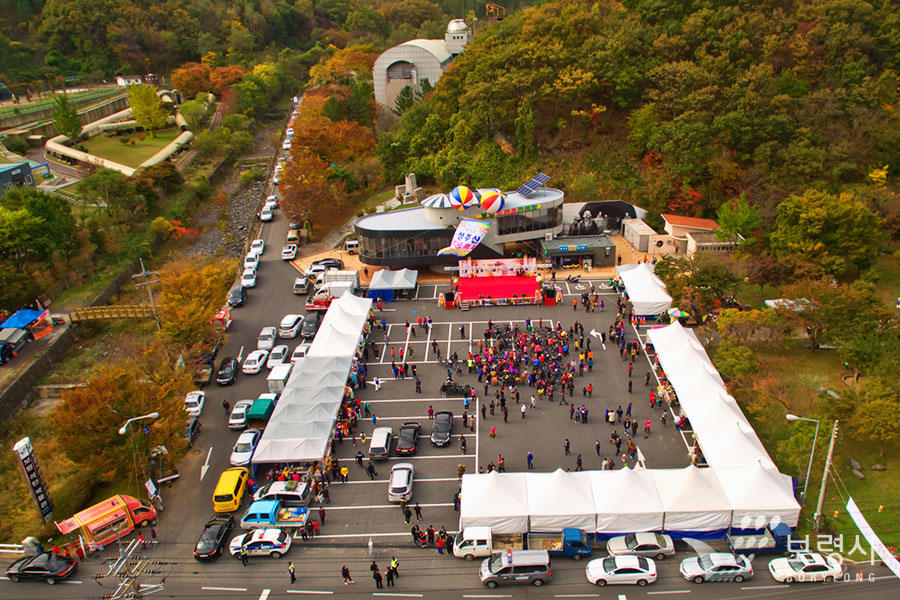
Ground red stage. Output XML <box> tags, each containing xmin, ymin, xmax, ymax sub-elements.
<box><xmin>456</xmin><ymin>276</ymin><xmax>540</xmax><ymax>303</ymax></box>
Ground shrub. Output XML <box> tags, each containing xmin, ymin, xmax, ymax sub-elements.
<box><xmin>118</xmin><ymin>137</ymin><xmax>130</xmax><ymax>145</ymax></box>
<box><xmin>4</xmin><ymin>138</ymin><xmax>29</xmax><ymax>155</ymax></box>
<box><xmin>239</xmin><ymin>166</ymin><xmax>264</xmax><ymax>187</ymax></box>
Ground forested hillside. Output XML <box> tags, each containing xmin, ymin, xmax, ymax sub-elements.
<box><xmin>379</xmin><ymin>0</ymin><xmax>900</xmax><ymax>227</ymax></box>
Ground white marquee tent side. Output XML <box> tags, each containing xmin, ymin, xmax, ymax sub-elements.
<box><xmin>590</xmin><ymin>469</ymin><xmax>664</xmax><ymax>534</ymax></box>
<box><xmin>615</xmin><ymin>263</ymin><xmax>672</xmax><ymax>315</ymax></box>
<box><xmin>525</xmin><ymin>470</ymin><xmax>596</xmax><ymax>532</ymax></box>
<box><xmin>459</xmin><ymin>472</ymin><xmax>529</xmax><ymax>534</ymax></box>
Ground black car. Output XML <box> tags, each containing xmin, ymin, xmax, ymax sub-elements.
<box><xmin>430</xmin><ymin>411</ymin><xmax>453</xmax><ymax>446</ymax></box>
<box><xmin>193</xmin><ymin>515</ymin><xmax>234</xmax><ymax>560</ymax></box>
<box><xmin>300</xmin><ymin>311</ymin><xmax>321</xmax><ymax>338</ymax></box>
<box><xmin>5</xmin><ymin>553</ymin><xmax>77</xmax><ymax>584</ymax></box>
<box><xmin>312</xmin><ymin>258</ymin><xmax>344</xmax><ymax>270</ymax></box>
<box><xmin>184</xmin><ymin>417</ymin><xmax>202</xmax><ymax>449</ymax></box>
<box><xmin>396</xmin><ymin>422</ymin><xmax>421</xmax><ymax>455</ymax></box>
<box><xmin>227</xmin><ymin>284</ymin><xmax>247</xmax><ymax>307</ymax></box>
<box><xmin>216</xmin><ymin>356</ymin><xmax>239</xmax><ymax>385</ymax></box>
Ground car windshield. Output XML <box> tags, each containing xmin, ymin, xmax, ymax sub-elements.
<box><xmin>260</xmin><ymin>332</ymin><xmax>273</xmax><ymax>341</ymax></box>
<box><xmin>697</xmin><ymin>555</ymin><xmax>715</xmax><ymax>570</ymax></box>
<box><xmin>487</xmin><ymin>554</ymin><xmax>504</xmax><ymax>573</ymax></box>
<box><xmin>602</xmin><ymin>557</ymin><xmax>617</xmax><ymax>571</ymax></box>
<box><xmin>624</xmin><ymin>534</ymin><xmax>638</xmax><ymax>549</ymax></box>
<box><xmin>186</xmin><ymin>399</ymin><xmax>199</xmax><ymax>408</ymax></box>
<box><xmin>235</xmin><ymin>442</ymin><xmax>253</xmax><ymax>452</ymax></box>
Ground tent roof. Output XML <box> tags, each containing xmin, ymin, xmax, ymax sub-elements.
<box><xmin>590</xmin><ymin>468</ymin><xmax>663</xmax><ymax>515</ymax></box>
<box><xmin>0</xmin><ymin>309</ymin><xmax>45</xmax><ymax>329</ymax></box>
<box><xmin>369</xmin><ymin>268</ymin><xmax>418</xmax><ymax>291</ymax></box>
<box><xmin>651</xmin><ymin>467</ymin><xmax>732</xmax><ymax>512</ymax></box>
<box><xmin>715</xmin><ymin>465</ymin><xmax>801</xmax><ymax>528</ymax></box>
<box><xmin>308</xmin><ymin>292</ymin><xmax>372</xmax><ymax>358</ymax></box>
<box><xmin>698</xmin><ymin>422</ymin><xmax>775</xmax><ymax>469</ymax></box>
<box><xmin>459</xmin><ymin>472</ymin><xmax>529</xmax><ymax>533</ymax></box>
<box><xmin>615</xmin><ymin>263</ymin><xmax>672</xmax><ymax>314</ymax></box>
<box><xmin>525</xmin><ymin>470</ymin><xmax>596</xmax><ymax>530</ymax></box>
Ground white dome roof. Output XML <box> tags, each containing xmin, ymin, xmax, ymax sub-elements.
<box><xmin>447</xmin><ymin>19</ymin><xmax>468</xmax><ymax>33</ymax></box>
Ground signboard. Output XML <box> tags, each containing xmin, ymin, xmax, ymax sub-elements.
<box><xmin>557</xmin><ymin>245</ymin><xmax>588</xmax><ymax>252</ymax></box>
<box><xmin>475</xmin><ymin>203</ymin><xmax>543</xmax><ymax>219</ymax></box>
<box><xmin>13</xmin><ymin>437</ymin><xmax>53</xmax><ymax>522</ymax></box>
<box><xmin>144</xmin><ymin>478</ymin><xmax>158</xmax><ymax>500</ymax></box>
<box><xmin>437</xmin><ymin>218</ymin><xmax>492</xmax><ymax>258</ymax></box>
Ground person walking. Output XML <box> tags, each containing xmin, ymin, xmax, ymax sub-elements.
<box><xmin>356</xmin><ymin>451</ymin><xmax>365</xmax><ymax>467</ymax></box>
<box><xmin>627</xmin><ymin>379</ymin><xmax>633</xmax><ymax>394</ymax></box>
<box><xmin>575</xmin><ymin>454</ymin><xmax>583</xmax><ymax>471</ymax></box>
<box><xmin>520</xmin><ymin>403</ymin><xmax>527</xmax><ymax>418</ymax></box>
<box><xmin>403</xmin><ymin>506</ymin><xmax>412</xmax><ymax>525</ymax></box>
<box><xmin>503</xmin><ymin>406</ymin><xmax>508</xmax><ymax>423</ymax></box>
<box><xmin>318</xmin><ymin>507</ymin><xmax>326</xmax><ymax>524</ymax></box>
<box><xmin>340</xmin><ymin>465</ymin><xmax>349</xmax><ymax>482</ymax></box>
<box><xmin>428</xmin><ymin>405</ymin><xmax>435</xmax><ymax>419</ymax></box>
<box><xmin>414</xmin><ymin>503</ymin><xmax>422</xmax><ymax>522</ymax></box>
<box><xmin>373</xmin><ymin>568</ymin><xmax>383</xmax><ymax>589</ymax></box>
<box><xmin>644</xmin><ymin>419</ymin><xmax>651</xmax><ymax>434</ymax></box>
<box><xmin>390</xmin><ymin>556</ymin><xmax>400</xmax><ymax>577</ymax></box>
<box><xmin>239</xmin><ymin>545</ymin><xmax>248</xmax><ymax>566</ymax></box>
<box><xmin>595</xmin><ymin>439</ymin><xmax>601</xmax><ymax>456</ymax></box>
<box><xmin>223</xmin><ymin>399</ymin><xmax>230</xmax><ymax>414</ymax></box>
<box><xmin>288</xmin><ymin>562</ymin><xmax>296</xmax><ymax>584</ymax></box>
<box><xmin>342</xmin><ymin>565</ymin><xmax>354</xmax><ymax>585</ymax></box>
<box><xmin>564</xmin><ymin>438</ymin><xmax>570</xmax><ymax>455</ymax></box>
<box><xmin>527</xmin><ymin>451</ymin><xmax>534</xmax><ymax>469</ymax></box>
<box><xmin>366</xmin><ymin>463</ymin><xmax>378</xmax><ymax>480</ymax></box>
<box><xmin>386</xmin><ymin>566</ymin><xmax>396</xmax><ymax>587</ymax></box>
<box><xmin>415</xmin><ymin>378</ymin><xmax>422</xmax><ymax>394</ymax></box>
<box><xmin>437</xmin><ymin>536</ymin><xmax>445</xmax><ymax>555</ymax></box>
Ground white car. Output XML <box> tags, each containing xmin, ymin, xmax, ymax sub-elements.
<box><xmin>304</xmin><ymin>264</ymin><xmax>327</xmax><ymax>278</ymax></box>
<box><xmin>260</xmin><ymin>207</ymin><xmax>274</xmax><ymax>222</ymax></box>
<box><xmin>291</xmin><ymin>343</ymin><xmax>311</xmax><ymax>363</ymax></box>
<box><xmin>229</xmin><ymin>528</ymin><xmax>291</xmax><ymax>559</ymax></box>
<box><xmin>184</xmin><ymin>391</ymin><xmax>205</xmax><ymax>416</ymax></box>
<box><xmin>257</xmin><ymin>326</ymin><xmax>277</xmax><ymax>350</ymax></box>
<box><xmin>282</xmin><ymin>140</ymin><xmax>291</xmax><ymax>150</ymax></box>
<box><xmin>586</xmin><ymin>555</ymin><xmax>658</xmax><ymax>587</ymax></box>
<box><xmin>241</xmin><ymin>349</ymin><xmax>269</xmax><ymax>374</ymax></box>
<box><xmin>230</xmin><ymin>429</ymin><xmax>261</xmax><ymax>466</ymax></box>
<box><xmin>281</xmin><ymin>244</ymin><xmax>297</xmax><ymax>260</ymax></box>
<box><xmin>286</xmin><ymin>128</ymin><xmax>294</xmax><ymax>138</ymax></box>
<box><xmin>278</xmin><ymin>314</ymin><xmax>304</xmax><ymax>339</ymax></box>
<box><xmin>768</xmin><ymin>553</ymin><xmax>843</xmax><ymax>583</ymax></box>
<box><xmin>266</xmin><ymin>194</ymin><xmax>278</xmax><ymax>207</ymax></box>
<box><xmin>607</xmin><ymin>533</ymin><xmax>675</xmax><ymax>560</ymax></box>
<box><xmin>273</xmin><ymin>172</ymin><xmax>280</xmax><ymax>185</ymax></box>
<box><xmin>680</xmin><ymin>553</ymin><xmax>753</xmax><ymax>583</ymax></box>
<box><xmin>249</xmin><ymin>239</ymin><xmax>265</xmax><ymax>256</ymax></box>
<box><xmin>243</xmin><ymin>253</ymin><xmax>259</xmax><ymax>270</ymax></box>
<box><xmin>267</xmin><ymin>345</ymin><xmax>289</xmax><ymax>369</ymax></box>
<box><xmin>241</xmin><ymin>268</ymin><xmax>257</xmax><ymax>288</ymax></box>
<box><xmin>388</xmin><ymin>463</ymin><xmax>414</xmax><ymax>502</ymax></box>
<box><xmin>229</xmin><ymin>400</ymin><xmax>255</xmax><ymax>429</ymax></box>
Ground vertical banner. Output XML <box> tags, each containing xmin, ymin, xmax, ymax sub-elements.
<box><xmin>846</xmin><ymin>497</ymin><xmax>900</xmax><ymax>578</ymax></box>
<box><xmin>13</xmin><ymin>437</ymin><xmax>54</xmax><ymax>522</ymax></box>
<box><xmin>437</xmin><ymin>218</ymin><xmax>492</xmax><ymax>257</ymax></box>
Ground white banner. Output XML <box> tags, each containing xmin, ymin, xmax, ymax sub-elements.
<box><xmin>846</xmin><ymin>497</ymin><xmax>900</xmax><ymax>578</ymax></box>
<box><xmin>437</xmin><ymin>218</ymin><xmax>491</xmax><ymax>257</ymax></box>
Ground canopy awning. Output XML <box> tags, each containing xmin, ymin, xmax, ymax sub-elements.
<box><xmin>368</xmin><ymin>268</ymin><xmax>418</xmax><ymax>291</ymax></box>
<box><xmin>615</xmin><ymin>263</ymin><xmax>672</xmax><ymax>315</ymax></box>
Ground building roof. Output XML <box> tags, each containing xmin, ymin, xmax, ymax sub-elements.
<box><xmin>0</xmin><ymin>162</ymin><xmax>29</xmax><ymax>174</ymax></box>
<box><xmin>357</xmin><ymin>207</ymin><xmax>449</xmax><ymax>232</ymax></box>
<box><xmin>540</xmin><ymin>234</ymin><xmax>615</xmax><ymax>252</ymax></box>
<box><xmin>660</xmin><ymin>214</ymin><xmax>719</xmax><ymax>230</ymax></box>
<box><xmin>447</xmin><ymin>19</ymin><xmax>468</xmax><ymax>32</ymax></box>
<box><xmin>399</xmin><ymin>39</ymin><xmax>452</xmax><ymax>64</ymax></box>
<box><xmin>686</xmin><ymin>230</ymin><xmax>725</xmax><ymax>244</ymax></box>
<box><xmin>623</xmin><ymin>218</ymin><xmax>658</xmax><ymax>236</ymax></box>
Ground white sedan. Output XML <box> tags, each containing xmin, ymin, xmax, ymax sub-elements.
<box><xmin>586</xmin><ymin>555</ymin><xmax>657</xmax><ymax>587</ymax></box>
<box><xmin>266</xmin><ymin>345</ymin><xmax>289</xmax><ymax>369</ymax></box>
<box><xmin>291</xmin><ymin>343</ymin><xmax>311</xmax><ymax>363</ymax></box>
<box><xmin>260</xmin><ymin>207</ymin><xmax>274</xmax><ymax>222</ymax></box>
<box><xmin>249</xmin><ymin>239</ymin><xmax>265</xmax><ymax>256</ymax></box>
<box><xmin>282</xmin><ymin>140</ymin><xmax>292</xmax><ymax>151</ymax></box>
<box><xmin>257</xmin><ymin>327</ymin><xmax>277</xmax><ymax>350</ymax></box>
<box><xmin>768</xmin><ymin>553</ymin><xmax>843</xmax><ymax>583</ymax></box>
<box><xmin>230</xmin><ymin>429</ymin><xmax>261</xmax><ymax>466</ymax></box>
<box><xmin>228</xmin><ymin>400</ymin><xmax>255</xmax><ymax>429</ymax></box>
<box><xmin>241</xmin><ymin>268</ymin><xmax>257</xmax><ymax>288</ymax></box>
<box><xmin>607</xmin><ymin>533</ymin><xmax>675</xmax><ymax>560</ymax></box>
<box><xmin>243</xmin><ymin>253</ymin><xmax>259</xmax><ymax>270</ymax></box>
<box><xmin>184</xmin><ymin>391</ymin><xmax>205</xmax><ymax>416</ymax></box>
<box><xmin>281</xmin><ymin>245</ymin><xmax>297</xmax><ymax>260</ymax></box>
<box><xmin>241</xmin><ymin>350</ymin><xmax>269</xmax><ymax>374</ymax></box>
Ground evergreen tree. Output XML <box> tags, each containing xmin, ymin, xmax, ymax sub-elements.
<box><xmin>52</xmin><ymin>94</ymin><xmax>82</xmax><ymax>139</ymax></box>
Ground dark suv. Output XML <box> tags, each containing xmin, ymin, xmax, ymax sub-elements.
<box><xmin>227</xmin><ymin>284</ymin><xmax>247</xmax><ymax>307</ymax></box>
<box><xmin>430</xmin><ymin>411</ymin><xmax>453</xmax><ymax>446</ymax></box>
<box><xmin>216</xmin><ymin>356</ymin><xmax>239</xmax><ymax>385</ymax></box>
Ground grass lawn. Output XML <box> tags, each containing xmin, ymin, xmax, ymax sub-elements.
<box><xmin>80</xmin><ymin>128</ymin><xmax>181</xmax><ymax>169</ymax></box>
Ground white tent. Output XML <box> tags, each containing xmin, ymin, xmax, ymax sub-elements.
<box><xmin>652</xmin><ymin>467</ymin><xmax>732</xmax><ymax>536</ymax></box>
<box><xmin>309</xmin><ymin>292</ymin><xmax>372</xmax><ymax>358</ymax></box>
<box><xmin>367</xmin><ymin>269</ymin><xmax>418</xmax><ymax>301</ymax></box>
<box><xmin>698</xmin><ymin>422</ymin><xmax>775</xmax><ymax>470</ymax></box>
<box><xmin>459</xmin><ymin>472</ymin><xmax>529</xmax><ymax>534</ymax></box>
<box><xmin>615</xmin><ymin>263</ymin><xmax>672</xmax><ymax>315</ymax></box>
<box><xmin>590</xmin><ymin>469</ymin><xmax>664</xmax><ymax>534</ymax></box>
<box><xmin>525</xmin><ymin>470</ymin><xmax>596</xmax><ymax>532</ymax></box>
<box><xmin>715</xmin><ymin>465</ymin><xmax>801</xmax><ymax>528</ymax></box>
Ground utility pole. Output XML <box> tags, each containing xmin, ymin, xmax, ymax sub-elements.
<box><xmin>814</xmin><ymin>420</ymin><xmax>839</xmax><ymax>531</ymax></box>
<box><xmin>132</xmin><ymin>259</ymin><xmax>161</xmax><ymax>331</ymax></box>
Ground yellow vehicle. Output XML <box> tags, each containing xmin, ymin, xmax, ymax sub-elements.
<box><xmin>213</xmin><ymin>467</ymin><xmax>249</xmax><ymax>513</ymax></box>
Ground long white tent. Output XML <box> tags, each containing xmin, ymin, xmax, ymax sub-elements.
<box><xmin>460</xmin><ymin>472</ymin><xmax>529</xmax><ymax>534</ymax></box>
<box><xmin>526</xmin><ymin>470</ymin><xmax>596</xmax><ymax>532</ymax></box>
<box><xmin>590</xmin><ymin>468</ymin><xmax>664</xmax><ymax>534</ymax></box>
<box><xmin>615</xmin><ymin>263</ymin><xmax>672</xmax><ymax>315</ymax></box>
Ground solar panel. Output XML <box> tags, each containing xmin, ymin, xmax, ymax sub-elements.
<box><xmin>515</xmin><ymin>173</ymin><xmax>552</xmax><ymax>197</ymax></box>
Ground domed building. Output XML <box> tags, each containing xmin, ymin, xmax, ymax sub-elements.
<box><xmin>373</xmin><ymin>19</ymin><xmax>471</xmax><ymax>110</ymax></box>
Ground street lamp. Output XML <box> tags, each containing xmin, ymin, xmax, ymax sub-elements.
<box><xmin>786</xmin><ymin>413</ymin><xmax>820</xmax><ymax>505</ymax></box>
<box><xmin>118</xmin><ymin>412</ymin><xmax>160</xmax><ymax>435</ymax></box>
<box><xmin>119</xmin><ymin>413</ymin><xmax>159</xmax><ymax>495</ymax></box>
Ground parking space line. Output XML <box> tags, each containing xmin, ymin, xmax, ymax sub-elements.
<box><xmin>286</xmin><ymin>591</ymin><xmax>334</xmax><ymax>595</ymax></box>
<box><xmin>740</xmin><ymin>585</ymin><xmax>789</xmax><ymax>590</ymax></box>
<box><xmin>446</xmin><ymin>323</ymin><xmax>452</xmax><ymax>356</ymax></box>
<box><xmin>344</xmin><ymin>477</ymin><xmax>461</xmax><ymax>484</ymax></box>
<box><xmin>323</xmin><ymin>502</ymin><xmax>454</xmax><ymax>510</ymax></box>
<box><xmin>423</xmin><ymin>324</ymin><xmax>431</xmax><ymax>361</ymax></box>
<box><xmin>463</xmin><ymin>595</ymin><xmax>512</xmax><ymax>598</ymax></box>
<box><xmin>202</xmin><ymin>587</ymin><xmax>249</xmax><ymax>592</ymax></box>
<box><xmin>555</xmin><ymin>595</ymin><xmax>600</xmax><ymax>598</ymax></box>
<box><xmin>367</xmin><ymin>416</ymin><xmax>470</xmax><ymax>421</ymax></box>
<box><xmin>259</xmin><ymin>590</ymin><xmax>270</xmax><ymax>600</ymax></box>
<box><xmin>373</xmin><ymin>593</ymin><xmax>423</xmax><ymax>597</ymax></box>
<box><xmin>646</xmin><ymin>591</ymin><xmax>690</xmax><ymax>595</ymax></box>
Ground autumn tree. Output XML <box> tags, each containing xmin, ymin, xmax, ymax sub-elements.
<box><xmin>848</xmin><ymin>378</ymin><xmax>900</xmax><ymax>456</ymax></box>
<box><xmin>281</xmin><ymin>149</ymin><xmax>335</xmax><ymax>240</ymax></box>
<box><xmin>291</xmin><ymin>115</ymin><xmax>375</xmax><ymax>164</ymax></box>
<box><xmin>712</xmin><ymin>339</ymin><xmax>757</xmax><ymax>383</ymax></box>
<box><xmin>716</xmin><ymin>193</ymin><xmax>759</xmax><ymax>246</ymax></box>
<box><xmin>717</xmin><ymin>308</ymin><xmax>788</xmax><ymax>347</ymax></box>
<box><xmin>157</xmin><ymin>259</ymin><xmax>235</xmax><ymax>349</ymax></box>
<box><xmin>210</xmin><ymin>65</ymin><xmax>247</xmax><ymax>95</ymax></box>
<box><xmin>308</xmin><ymin>45</ymin><xmax>376</xmax><ymax>86</ymax></box>
<box><xmin>171</xmin><ymin>62</ymin><xmax>212</xmax><ymax>99</ymax></box>
<box><xmin>78</xmin><ymin>168</ymin><xmax>141</xmax><ymax>219</ymax></box>
<box><xmin>51</xmin><ymin>93</ymin><xmax>82</xmax><ymax>139</ymax></box>
<box><xmin>128</xmin><ymin>84</ymin><xmax>169</xmax><ymax>135</ymax></box>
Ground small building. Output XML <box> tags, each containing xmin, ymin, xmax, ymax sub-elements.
<box><xmin>622</xmin><ymin>218</ymin><xmax>670</xmax><ymax>254</ymax></box>
<box><xmin>0</xmin><ymin>163</ymin><xmax>35</xmax><ymax>193</ymax></box>
<box><xmin>539</xmin><ymin>235</ymin><xmax>617</xmax><ymax>269</ymax></box>
<box><xmin>373</xmin><ymin>20</ymin><xmax>471</xmax><ymax>110</ymax></box>
<box><xmin>685</xmin><ymin>230</ymin><xmax>739</xmax><ymax>258</ymax></box>
<box><xmin>115</xmin><ymin>75</ymin><xmax>144</xmax><ymax>87</ymax></box>
<box><xmin>660</xmin><ymin>213</ymin><xmax>720</xmax><ymax>254</ymax></box>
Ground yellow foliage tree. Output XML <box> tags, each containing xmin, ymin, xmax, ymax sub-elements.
<box><xmin>308</xmin><ymin>45</ymin><xmax>377</xmax><ymax>85</ymax></box>
<box><xmin>157</xmin><ymin>259</ymin><xmax>235</xmax><ymax>350</ymax></box>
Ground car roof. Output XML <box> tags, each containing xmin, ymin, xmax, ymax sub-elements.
<box><xmin>249</xmin><ymin>527</ymin><xmax>283</xmax><ymax>541</ymax></box>
<box><xmin>235</xmin><ymin>399</ymin><xmax>254</xmax><ymax>408</ymax></box>
<box><xmin>392</xmin><ymin>462</ymin><xmax>414</xmax><ymax>471</ymax></box>
<box><xmin>797</xmin><ymin>553</ymin><xmax>828</xmax><ymax>565</ymax></box>
<box><xmin>634</xmin><ymin>532</ymin><xmax>661</xmax><ymax>544</ymax></box>
<box><xmin>281</xmin><ymin>314</ymin><xmax>302</xmax><ymax>325</ymax></box>
<box><xmin>260</xmin><ymin>326</ymin><xmax>276</xmax><ymax>334</ymax></box>
<box><xmin>610</xmin><ymin>555</ymin><xmax>645</xmax><ymax>568</ymax></box>
<box><xmin>237</xmin><ymin>429</ymin><xmax>260</xmax><ymax>442</ymax></box>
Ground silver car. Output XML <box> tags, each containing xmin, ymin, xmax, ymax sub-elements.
<box><xmin>607</xmin><ymin>533</ymin><xmax>675</xmax><ymax>560</ymax></box>
<box><xmin>388</xmin><ymin>463</ymin><xmax>414</xmax><ymax>502</ymax></box>
<box><xmin>680</xmin><ymin>553</ymin><xmax>753</xmax><ymax>584</ymax></box>
<box><xmin>229</xmin><ymin>400</ymin><xmax>255</xmax><ymax>429</ymax></box>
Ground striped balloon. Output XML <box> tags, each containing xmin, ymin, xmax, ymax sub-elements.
<box><xmin>449</xmin><ymin>186</ymin><xmax>474</xmax><ymax>210</ymax></box>
<box><xmin>479</xmin><ymin>189</ymin><xmax>506</xmax><ymax>214</ymax></box>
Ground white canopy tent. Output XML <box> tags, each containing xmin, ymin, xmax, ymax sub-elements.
<box><xmin>459</xmin><ymin>472</ymin><xmax>529</xmax><ymax>534</ymax></box>
<box><xmin>367</xmin><ymin>269</ymin><xmax>418</xmax><ymax>301</ymax></box>
<box><xmin>309</xmin><ymin>292</ymin><xmax>372</xmax><ymax>358</ymax></box>
<box><xmin>652</xmin><ymin>467</ymin><xmax>732</xmax><ymax>536</ymax></box>
<box><xmin>615</xmin><ymin>263</ymin><xmax>672</xmax><ymax>315</ymax></box>
<box><xmin>590</xmin><ymin>469</ymin><xmax>664</xmax><ymax>534</ymax></box>
<box><xmin>525</xmin><ymin>470</ymin><xmax>596</xmax><ymax>532</ymax></box>
<box><xmin>698</xmin><ymin>422</ymin><xmax>776</xmax><ymax>470</ymax></box>
<box><xmin>715</xmin><ymin>465</ymin><xmax>800</xmax><ymax>528</ymax></box>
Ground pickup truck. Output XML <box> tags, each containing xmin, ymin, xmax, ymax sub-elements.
<box><xmin>453</xmin><ymin>527</ymin><xmax>592</xmax><ymax>560</ymax></box>
<box><xmin>192</xmin><ymin>364</ymin><xmax>214</xmax><ymax>387</ymax></box>
<box><xmin>239</xmin><ymin>499</ymin><xmax>309</xmax><ymax>530</ymax></box>
<box><xmin>305</xmin><ymin>281</ymin><xmax>356</xmax><ymax>311</ymax></box>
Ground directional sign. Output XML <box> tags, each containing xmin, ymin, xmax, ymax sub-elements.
<box><xmin>13</xmin><ymin>438</ymin><xmax>54</xmax><ymax>522</ymax></box>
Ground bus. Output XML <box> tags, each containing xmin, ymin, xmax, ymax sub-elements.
<box><xmin>56</xmin><ymin>495</ymin><xmax>157</xmax><ymax>548</ymax></box>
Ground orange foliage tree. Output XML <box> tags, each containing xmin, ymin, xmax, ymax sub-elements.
<box><xmin>308</xmin><ymin>45</ymin><xmax>377</xmax><ymax>86</ymax></box>
<box><xmin>292</xmin><ymin>114</ymin><xmax>375</xmax><ymax>164</ymax></box>
<box><xmin>157</xmin><ymin>258</ymin><xmax>235</xmax><ymax>349</ymax></box>
<box><xmin>210</xmin><ymin>65</ymin><xmax>247</xmax><ymax>95</ymax></box>
<box><xmin>281</xmin><ymin>149</ymin><xmax>336</xmax><ymax>240</ymax></box>
<box><xmin>171</xmin><ymin>62</ymin><xmax>212</xmax><ymax>99</ymax></box>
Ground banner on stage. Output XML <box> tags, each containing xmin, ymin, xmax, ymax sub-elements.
<box><xmin>437</xmin><ymin>218</ymin><xmax>492</xmax><ymax>257</ymax></box>
<box><xmin>459</xmin><ymin>257</ymin><xmax>537</xmax><ymax>278</ymax></box>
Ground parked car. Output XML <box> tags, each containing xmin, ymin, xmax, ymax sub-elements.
<box><xmin>282</xmin><ymin>244</ymin><xmax>297</xmax><ymax>260</ymax></box>
<box><xmin>286</xmin><ymin>128</ymin><xmax>294</xmax><ymax>137</ymax></box>
<box><xmin>312</xmin><ymin>257</ymin><xmax>344</xmax><ymax>270</ymax></box>
<box><xmin>273</xmin><ymin>172</ymin><xmax>280</xmax><ymax>185</ymax></box>
<box><xmin>431</xmin><ymin>411</ymin><xmax>454</xmax><ymax>446</ymax></box>
<box><xmin>395</xmin><ymin>422</ymin><xmax>420</xmax><ymax>455</ymax></box>
<box><xmin>227</xmin><ymin>284</ymin><xmax>247</xmax><ymax>307</ymax></box>
<box><xmin>193</xmin><ymin>515</ymin><xmax>235</xmax><ymax>560</ymax></box>
<box><xmin>305</xmin><ymin>264</ymin><xmax>327</xmax><ymax>278</ymax></box>
<box><xmin>249</xmin><ymin>239</ymin><xmax>265</xmax><ymax>256</ymax></box>
<box><xmin>292</xmin><ymin>276</ymin><xmax>309</xmax><ymax>295</ymax></box>
<box><xmin>607</xmin><ymin>533</ymin><xmax>675</xmax><ymax>560</ymax></box>
<box><xmin>241</xmin><ymin>268</ymin><xmax>257</xmax><ymax>288</ymax></box>
<box><xmin>388</xmin><ymin>463</ymin><xmax>415</xmax><ymax>502</ymax></box>
<box><xmin>768</xmin><ymin>553</ymin><xmax>843</xmax><ymax>583</ymax></box>
<box><xmin>241</xmin><ymin>350</ymin><xmax>269</xmax><ymax>374</ymax></box>
<box><xmin>267</xmin><ymin>345</ymin><xmax>289</xmax><ymax>369</ymax></box>
<box><xmin>216</xmin><ymin>357</ymin><xmax>239</xmax><ymax>385</ymax></box>
<box><xmin>184</xmin><ymin>391</ymin><xmax>205</xmax><ymax>416</ymax></box>
<box><xmin>229</xmin><ymin>400</ymin><xmax>255</xmax><ymax>429</ymax></box>
<box><xmin>243</xmin><ymin>253</ymin><xmax>259</xmax><ymax>270</ymax></box>
<box><xmin>230</xmin><ymin>429</ymin><xmax>261</xmax><ymax>466</ymax></box>
<box><xmin>282</xmin><ymin>140</ymin><xmax>292</xmax><ymax>151</ymax></box>
<box><xmin>260</xmin><ymin>206</ymin><xmax>273</xmax><ymax>222</ymax></box>
<box><xmin>265</xmin><ymin>195</ymin><xmax>278</xmax><ymax>211</ymax></box>
<box><xmin>5</xmin><ymin>552</ymin><xmax>77</xmax><ymax>584</ymax></box>
<box><xmin>184</xmin><ymin>417</ymin><xmax>202</xmax><ymax>448</ymax></box>
<box><xmin>585</xmin><ymin>555</ymin><xmax>657</xmax><ymax>587</ymax></box>
<box><xmin>258</xmin><ymin>327</ymin><xmax>277</xmax><ymax>350</ymax></box>
<box><xmin>680</xmin><ymin>553</ymin><xmax>753</xmax><ymax>584</ymax></box>
<box><xmin>279</xmin><ymin>314</ymin><xmax>304</xmax><ymax>339</ymax></box>
<box><xmin>300</xmin><ymin>311</ymin><xmax>320</xmax><ymax>338</ymax></box>
<box><xmin>291</xmin><ymin>343</ymin><xmax>311</xmax><ymax>363</ymax></box>
<box><xmin>229</xmin><ymin>528</ymin><xmax>291</xmax><ymax>559</ymax></box>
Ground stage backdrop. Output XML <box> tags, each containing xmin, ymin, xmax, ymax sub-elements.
<box><xmin>458</xmin><ymin>257</ymin><xmax>537</xmax><ymax>278</ymax></box>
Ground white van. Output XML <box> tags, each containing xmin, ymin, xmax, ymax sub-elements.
<box><xmin>343</xmin><ymin>239</ymin><xmax>359</xmax><ymax>254</ymax></box>
<box><xmin>368</xmin><ymin>427</ymin><xmax>393</xmax><ymax>460</ymax></box>
<box><xmin>253</xmin><ymin>480</ymin><xmax>312</xmax><ymax>506</ymax></box>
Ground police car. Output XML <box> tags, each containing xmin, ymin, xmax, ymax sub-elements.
<box><xmin>229</xmin><ymin>528</ymin><xmax>292</xmax><ymax>559</ymax></box>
